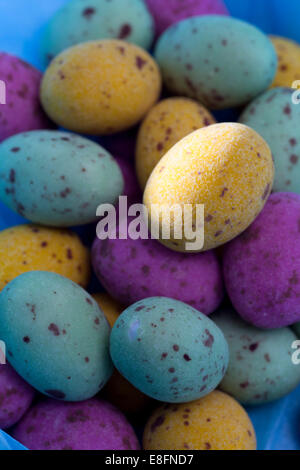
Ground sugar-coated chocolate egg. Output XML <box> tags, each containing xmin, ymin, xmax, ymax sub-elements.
<box><xmin>143</xmin><ymin>390</ymin><xmax>256</xmax><ymax>450</ymax></box>
<box><xmin>41</xmin><ymin>0</ymin><xmax>154</xmax><ymax>65</ymax></box>
<box><xmin>154</xmin><ymin>16</ymin><xmax>277</xmax><ymax>109</ymax></box>
<box><xmin>0</xmin><ymin>52</ymin><xmax>54</xmax><ymax>142</ymax></box>
<box><xmin>212</xmin><ymin>307</ymin><xmax>300</xmax><ymax>404</ymax></box>
<box><xmin>0</xmin><ymin>130</ymin><xmax>124</xmax><ymax>226</ymax></box>
<box><xmin>110</xmin><ymin>297</ymin><xmax>228</xmax><ymax>403</ymax></box>
<box><xmin>144</xmin><ymin>123</ymin><xmax>274</xmax><ymax>252</ymax></box>
<box><xmin>13</xmin><ymin>398</ymin><xmax>140</xmax><ymax>450</ymax></box>
<box><xmin>0</xmin><ymin>271</ymin><xmax>113</xmax><ymax>401</ymax></box>
<box><xmin>41</xmin><ymin>40</ymin><xmax>161</xmax><ymax>135</ymax></box>
<box><xmin>223</xmin><ymin>193</ymin><xmax>300</xmax><ymax>329</ymax></box>
<box><xmin>239</xmin><ymin>87</ymin><xmax>300</xmax><ymax>194</ymax></box>
<box><xmin>0</xmin><ymin>224</ymin><xmax>90</xmax><ymax>290</ymax></box>
<box><xmin>270</xmin><ymin>36</ymin><xmax>300</xmax><ymax>88</ymax></box>
<box><xmin>136</xmin><ymin>97</ymin><xmax>216</xmax><ymax>189</ymax></box>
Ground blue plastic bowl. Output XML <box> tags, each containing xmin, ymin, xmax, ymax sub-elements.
<box><xmin>0</xmin><ymin>0</ymin><xmax>300</xmax><ymax>451</ymax></box>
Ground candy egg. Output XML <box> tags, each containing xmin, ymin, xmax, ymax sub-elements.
<box><xmin>143</xmin><ymin>390</ymin><xmax>256</xmax><ymax>450</ymax></box>
<box><xmin>110</xmin><ymin>297</ymin><xmax>229</xmax><ymax>403</ymax></box>
<box><xmin>0</xmin><ymin>362</ymin><xmax>35</xmax><ymax>429</ymax></box>
<box><xmin>0</xmin><ymin>52</ymin><xmax>53</xmax><ymax>142</ymax></box>
<box><xmin>136</xmin><ymin>97</ymin><xmax>216</xmax><ymax>189</ymax></box>
<box><xmin>239</xmin><ymin>87</ymin><xmax>300</xmax><ymax>194</ymax></box>
<box><xmin>144</xmin><ymin>123</ymin><xmax>274</xmax><ymax>252</ymax></box>
<box><xmin>41</xmin><ymin>40</ymin><xmax>161</xmax><ymax>135</ymax></box>
<box><xmin>0</xmin><ymin>130</ymin><xmax>124</xmax><ymax>226</ymax></box>
<box><xmin>41</xmin><ymin>0</ymin><xmax>154</xmax><ymax>65</ymax></box>
<box><xmin>154</xmin><ymin>16</ymin><xmax>277</xmax><ymax>109</ymax></box>
<box><xmin>0</xmin><ymin>224</ymin><xmax>90</xmax><ymax>290</ymax></box>
<box><xmin>223</xmin><ymin>193</ymin><xmax>300</xmax><ymax>329</ymax></box>
<box><xmin>0</xmin><ymin>271</ymin><xmax>113</xmax><ymax>401</ymax></box>
<box><xmin>92</xmin><ymin>225</ymin><xmax>224</xmax><ymax>314</ymax></box>
<box><xmin>146</xmin><ymin>0</ymin><xmax>228</xmax><ymax>36</ymax></box>
<box><xmin>270</xmin><ymin>36</ymin><xmax>300</xmax><ymax>88</ymax></box>
<box><xmin>13</xmin><ymin>398</ymin><xmax>140</xmax><ymax>450</ymax></box>
<box><xmin>212</xmin><ymin>307</ymin><xmax>300</xmax><ymax>405</ymax></box>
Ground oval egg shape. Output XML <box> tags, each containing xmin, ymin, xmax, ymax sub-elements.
<box><xmin>41</xmin><ymin>40</ymin><xmax>161</xmax><ymax>135</ymax></box>
<box><xmin>0</xmin><ymin>363</ymin><xmax>35</xmax><ymax>430</ymax></box>
<box><xmin>0</xmin><ymin>271</ymin><xmax>113</xmax><ymax>401</ymax></box>
<box><xmin>0</xmin><ymin>130</ymin><xmax>124</xmax><ymax>226</ymax></box>
<box><xmin>144</xmin><ymin>123</ymin><xmax>274</xmax><ymax>252</ymax></box>
<box><xmin>270</xmin><ymin>36</ymin><xmax>300</xmax><ymax>88</ymax></box>
<box><xmin>223</xmin><ymin>193</ymin><xmax>300</xmax><ymax>329</ymax></box>
<box><xmin>239</xmin><ymin>87</ymin><xmax>300</xmax><ymax>194</ymax></box>
<box><xmin>41</xmin><ymin>0</ymin><xmax>154</xmax><ymax>65</ymax></box>
<box><xmin>0</xmin><ymin>224</ymin><xmax>90</xmax><ymax>290</ymax></box>
<box><xmin>136</xmin><ymin>97</ymin><xmax>216</xmax><ymax>189</ymax></box>
<box><xmin>143</xmin><ymin>390</ymin><xmax>256</xmax><ymax>450</ymax></box>
<box><xmin>154</xmin><ymin>15</ymin><xmax>277</xmax><ymax>109</ymax></box>
<box><xmin>212</xmin><ymin>308</ymin><xmax>300</xmax><ymax>405</ymax></box>
<box><xmin>110</xmin><ymin>297</ymin><xmax>229</xmax><ymax>403</ymax></box>
<box><xmin>92</xmin><ymin>224</ymin><xmax>224</xmax><ymax>314</ymax></box>
<box><xmin>0</xmin><ymin>52</ymin><xmax>54</xmax><ymax>142</ymax></box>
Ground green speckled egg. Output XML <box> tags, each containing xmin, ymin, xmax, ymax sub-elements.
<box><xmin>41</xmin><ymin>0</ymin><xmax>154</xmax><ymax>65</ymax></box>
<box><xmin>0</xmin><ymin>130</ymin><xmax>124</xmax><ymax>226</ymax></box>
<box><xmin>0</xmin><ymin>271</ymin><xmax>113</xmax><ymax>401</ymax></box>
<box><xmin>212</xmin><ymin>307</ymin><xmax>300</xmax><ymax>405</ymax></box>
<box><xmin>110</xmin><ymin>297</ymin><xmax>229</xmax><ymax>403</ymax></box>
<box><xmin>239</xmin><ymin>87</ymin><xmax>300</xmax><ymax>194</ymax></box>
<box><xmin>154</xmin><ymin>15</ymin><xmax>277</xmax><ymax>109</ymax></box>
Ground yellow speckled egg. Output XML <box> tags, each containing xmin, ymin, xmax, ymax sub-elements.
<box><xmin>136</xmin><ymin>97</ymin><xmax>216</xmax><ymax>189</ymax></box>
<box><xmin>144</xmin><ymin>123</ymin><xmax>274</xmax><ymax>253</ymax></box>
<box><xmin>41</xmin><ymin>40</ymin><xmax>162</xmax><ymax>135</ymax></box>
<box><xmin>143</xmin><ymin>390</ymin><xmax>256</xmax><ymax>450</ymax></box>
<box><xmin>270</xmin><ymin>36</ymin><xmax>300</xmax><ymax>88</ymax></box>
<box><xmin>93</xmin><ymin>292</ymin><xmax>152</xmax><ymax>416</ymax></box>
<box><xmin>0</xmin><ymin>224</ymin><xmax>90</xmax><ymax>290</ymax></box>
<box><xmin>92</xmin><ymin>293</ymin><xmax>124</xmax><ymax>328</ymax></box>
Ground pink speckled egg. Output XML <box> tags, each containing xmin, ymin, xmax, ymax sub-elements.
<box><xmin>92</xmin><ymin>223</ymin><xmax>224</xmax><ymax>314</ymax></box>
<box><xmin>0</xmin><ymin>362</ymin><xmax>35</xmax><ymax>429</ymax></box>
<box><xmin>223</xmin><ymin>193</ymin><xmax>300</xmax><ymax>329</ymax></box>
<box><xmin>145</xmin><ymin>0</ymin><xmax>228</xmax><ymax>37</ymax></box>
<box><xmin>0</xmin><ymin>52</ymin><xmax>54</xmax><ymax>142</ymax></box>
<box><xmin>12</xmin><ymin>398</ymin><xmax>140</xmax><ymax>450</ymax></box>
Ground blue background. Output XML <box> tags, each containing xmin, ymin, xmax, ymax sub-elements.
<box><xmin>0</xmin><ymin>0</ymin><xmax>300</xmax><ymax>451</ymax></box>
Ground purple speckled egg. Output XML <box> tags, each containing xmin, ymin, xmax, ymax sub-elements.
<box><xmin>92</xmin><ymin>224</ymin><xmax>224</xmax><ymax>314</ymax></box>
<box><xmin>145</xmin><ymin>0</ymin><xmax>228</xmax><ymax>37</ymax></box>
<box><xmin>12</xmin><ymin>398</ymin><xmax>140</xmax><ymax>450</ymax></box>
<box><xmin>223</xmin><ymin>193</ymin><xmax>300</xmax><ymax>329</ymax></box>
<box><xmin>0</xmin><ymin>52</ymin><xmax>54</xmax><ymax>142</ymax></box>
<box><xmin>0</xmin><ymin>362</ymin><xmax>35</xmax><ymax>429</ymax></box>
